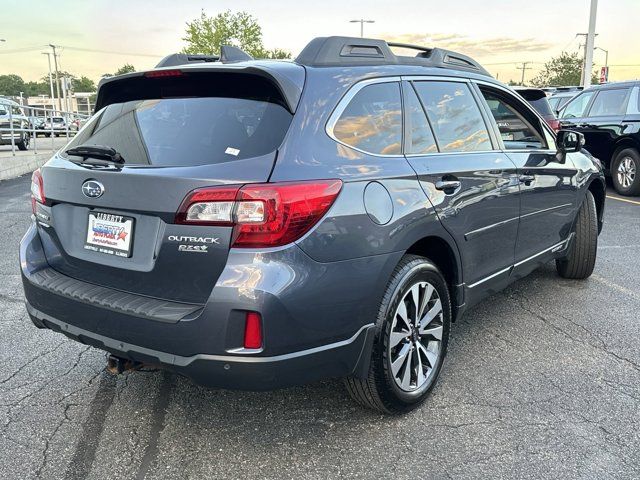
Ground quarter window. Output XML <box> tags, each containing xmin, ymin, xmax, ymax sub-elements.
<box><xmin>561</xmin><ymin>91</ymin><xmax>594</xmax><ymax>118</ymax></box>
<box><xmin>588</xmin><ymin>89</ymin><xmax>630</xmax><ymax>116</ymax></box>
<box><xmin>413</xmin><ymin>81</ymin><xmax>491</xmax><ymax>153</ymax></box>
<box><xmin>333</xmin><ymin>82</ymin><xmax>402</xmax><ymax>155</ymax></box>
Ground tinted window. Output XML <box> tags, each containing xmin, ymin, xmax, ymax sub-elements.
<box><xmin>561</xmin><ymin>92</ymin><xmax>595</xmax><ymax>118</ymax></box>
<box><xmin>413</xmin><ymin>81</ymin><xmax>491</xmax><ymax>152</ymax></box>
<box><xmin>405</xmin><ymin>85</ymin><xmax>437</xmax><ymax>154</ymax></box>
<box><xmin>333</xmin><ymin>82</ymin><xmax>402</xmax><ymax>155</ymax></box>
<box><xmin>481</xmin><ymin>90</ymin><xmax>546</xmax><ymax>150</ymax></box>
<box><xmin>526</xmin><ymin>97</ymin><xmax>554</xmax><ymax>117</ymax></box>
<box><xmin>548</xmin><ymin>97</ymin><xmax>562</xmax><ymax>111</ymax></box>
<box><xmin>588</xmin><ymin>88</ymin><xmax>629</xmax><ymax>116</ymax></box>
<box><xmin>64</xmin><ymin>96</ymin><xmax>292</xmax><ymax>166</ymax></box>
<box><xmin>0</xmin><ymin>105</ymin><xmax>7</xmax><ymax>115</ymax></box>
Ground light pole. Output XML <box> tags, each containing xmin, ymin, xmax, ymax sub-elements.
<box><xmin>41</xmin><ymin>52</ymin><xmax>55</xmax><ymax>115</ymax></box>
<box><xmin>594</xmin><ymin>46</ymin><xmax>608</xmax><ymax>67</ymax></box>
<box><xmin>582</xmin><ymin>0</ymin><xmax>598</xmax><ymax>88</ymax></box>
<box><xmin>349</xmin><ymin>19</ymin><xmax>375</xmax><ymax>38</ymax></box>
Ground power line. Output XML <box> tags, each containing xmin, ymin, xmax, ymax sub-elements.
<box><xmin>516</xmin><ymin>62</ymin><xmax>533</xmax><ymax>85</ymax></box>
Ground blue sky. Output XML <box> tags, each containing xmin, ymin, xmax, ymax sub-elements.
<box><xmin>1</xmin><ymin>0</ymin><xmax>637</xmax><ymax>83</ymax></box>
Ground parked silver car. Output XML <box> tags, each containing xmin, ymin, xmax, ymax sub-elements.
<box><xmin>0</xmin><ymin>98</ymin><xmax>30</xmax><ymax>150</ymax></box>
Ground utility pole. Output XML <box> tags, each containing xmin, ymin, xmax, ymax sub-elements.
<box><xmin>49</xmin><ymin>44</ymin><xmax>62</xmax><ymax>112</ymax></box>
<box><xmin>582</xmin><ymin>0</ymin><xmax>598</xmax><ymax>88</ymax></box>
<box><xmin>41</xmin><ymin>52</ymin><xmax>55</xmax><ymax>116</ymax></box>
<box><xmin>349</xmin><ymin>19</ymin><xmax>375</xmax><ymax>38</ymax></box>
<box><xmin>517</xmin><ymin>62</ymin><xmax>532</xmax><ymax>86</ymax></box>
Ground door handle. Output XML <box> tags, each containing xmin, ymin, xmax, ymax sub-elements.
<box><xmin>519</xmin><ymin>174</ymin><xmax>535</xmax><ymax>185</ymax></box>
<box><xmin>435</xmin><ymin>179</ymin><xmax>461</xmax><ymax>194</ymax></box>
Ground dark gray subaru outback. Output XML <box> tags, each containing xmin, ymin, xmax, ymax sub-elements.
<box><xmin>21</xmin><ymin>37</ymin><xmax>605</xmax><ymax>413</ymax></box>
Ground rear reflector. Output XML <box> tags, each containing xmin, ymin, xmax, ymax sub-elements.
<box><xmin>244</xmin><ymin>312</ymin><xmax>263</xmax><ymax>349</ymax></box>
<box><xmin>30</xmin><ymin>169</ymin><xmax>45</xmax><ymax>214</ymax></box>
<box><xmin>175</xmin><ymin>180</ymin><xmax>343</xmax><ymax>248</ymax></box>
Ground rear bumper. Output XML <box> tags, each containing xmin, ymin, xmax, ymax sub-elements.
<box><xmin>20</xmin><ymin>223</ymin><xmax>396</xmax><ymax>389</ymax></box>
<box><xmin>25</xmin><ymin>302</ymin><xmax>374</xmax><ymax>390</ymax></box>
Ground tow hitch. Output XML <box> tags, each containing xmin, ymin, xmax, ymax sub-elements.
<box><xmin>106</xmin><ymin>354</ymin><xmax>143</xmax><ymax>375</ymax></box>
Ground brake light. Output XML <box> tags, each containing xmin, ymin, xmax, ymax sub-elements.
<box><xmin>30</xmin><ymin>169</ymin><xmax>45</xmax><ymax>214</ymax></box>
<box><xmin>144</xmin><ymin>69</ymin><xmax>184</xmax><ymax>78</ymax></box>
<box><xmin>547</xmin><ymin>118</ymin><xmax>561</xmax><ymax>132</ymax></box>
<box><xmin>175</xmin><ymin>180</ymin><xmax>343</xmax><ymax>248</ymax></box>
<box><xmin>244</xmin><ymin>312</ymin><xmax>263</xmax><ymax>349</ymax></box>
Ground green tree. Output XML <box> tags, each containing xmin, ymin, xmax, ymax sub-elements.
<box><xmin>72</xmin><ymin>76</ymin><xmax>96</xmax><ymax>92</ymax></box>
<box><xmin>0</xmin><ymin>74</ymin><xmax>26</xmax><ymax>96</ymax></box>
<box><xmin>181</xmin><ymin>10</ymin><xmax>290</xmax><ymax>59</ymax></box>
<box><xmin>531</xmin><ymin>52</ymin><xmax>599</xmax><ymax>87</ymax></box>
<box><xmin>102</xmin><ymin>64</ymin><xmax>136</xmax><ymax>78</ymax></box>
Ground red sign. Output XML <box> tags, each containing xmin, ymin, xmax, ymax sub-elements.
<box><xmin>600</xmin><ymin>66</ymin><xmax>609</xmax><ymax>84</ymax></box>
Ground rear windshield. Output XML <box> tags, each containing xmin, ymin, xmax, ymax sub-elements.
<box><xmin>64</xmin><ymin>74</ymin><xmax>293</xmax><ymax>167</ymax></box>
<box><xmin>526</xmin><ymin>97</ymin><xmax>554</xmax><ymax>117</ymax></box>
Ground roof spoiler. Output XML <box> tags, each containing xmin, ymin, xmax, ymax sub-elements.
<box><xmin>295</xmin><ymin>36</ymin><xmax>490</xmax><ymax>76</ymax></box>
<box><xmin>156</xmin><ymin>45</ymin><xmax>254</xmax><ymax>68</ymax></box>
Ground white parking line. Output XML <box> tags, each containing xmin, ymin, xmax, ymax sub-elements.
<box><xmin>606</xmin><ymin>195</ymin><xmax>640</xmax><ymax>206</ymax></box>
<box><xmin>591</xmin><ymin>274</ymin><xmax>640</xmax><ymax>301</ymax></box>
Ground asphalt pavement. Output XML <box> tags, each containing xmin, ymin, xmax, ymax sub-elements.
<box><xmin>1</xmin><ymin>174</ymin><xmax>639</xmax><ymax>480</ymax></box>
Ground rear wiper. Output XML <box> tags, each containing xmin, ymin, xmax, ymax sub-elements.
<box><xmin>65</xmin><ymin>145</ymin><xmax>125</xmax><ymax>165</ymax></box>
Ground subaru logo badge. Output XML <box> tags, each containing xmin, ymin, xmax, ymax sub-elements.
<box><xmin>82</xmin><ymin>180</ymin><xmax>104</xmax><ymax>198</ymax></box>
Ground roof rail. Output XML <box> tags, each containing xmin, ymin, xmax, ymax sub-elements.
<box><xmin>295</xmin><ymin>36</ymin><xmax>490</xmax><ymax>76</ymax></box>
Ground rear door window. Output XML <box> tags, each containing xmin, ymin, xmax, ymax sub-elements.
<box><xmin>587</xmin><ymin>88</ymin><xmax>630</xmax><ymax>116</ymax></box>
<box><xmin>332</xmin><ymin>82</ymin><xmax>402</xmax><ymax>155</ymax></box>
<box><xmin>412</xmin><ymin>81</ymin><xmax>491</xmax><ymax>152</ymax></box>
<box><xmin>64</xmin><ymin>76</ymin><xmax>293</xmax><ymax>167</ymax></box>
<box><xmin>560</xmin><ymin>91</ymin><xmax>595</xmax><ymax>119</ymax></box>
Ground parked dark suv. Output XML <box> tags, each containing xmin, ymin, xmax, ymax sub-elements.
<box><xmin>20</xmin><ymin>37</ymin><xmax>605</xmax><ymax>414</ymax></box>
<box><xmin>559</xmin><ymin>81</ymin><xmax>640</xmax><ymax>195</ymax></box>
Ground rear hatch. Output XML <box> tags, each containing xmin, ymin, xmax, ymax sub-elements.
<box><xmin>36</xmin><ymin>68</ymin><xmax>300</xmax><ymax>304</ymax></box>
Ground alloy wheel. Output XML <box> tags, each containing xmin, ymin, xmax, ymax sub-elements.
<box><xmin>388</xmin><ymin>281</ymin><xmax>444</xmax><ymax>392</ymax></box>
<box><xmin>617</xmin><ymin>156</ymin><xmax>636</xmax><ymax>189</ymax></box>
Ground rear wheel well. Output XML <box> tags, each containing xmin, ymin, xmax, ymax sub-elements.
<box><xmin>406</xmin><ymin>236</ymin><xmax>460</xmax><ymax>316</ymax></box>
<box><xmin>587</xmin><ymin>179</ymin><xmax>605</xmax><ymax>232</ymax></box>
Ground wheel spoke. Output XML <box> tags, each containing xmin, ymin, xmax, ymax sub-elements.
<box><xmin>391</xmin><ymin>343</ymin><xmax>410</xmax><ymax>377</ymax></box>
<box><xmin>417</xmin><ymin>341</ymin><xmax>438</xmax><ymax>367</ymax></box>
<box><xmin>409</xmin><ymin>284</ymin><xmax>421</xmax><ymax>322</ymax></box>
<box><xmin>400</xmin><ymin>348</ymin><xmax>413</xmax><ymax>389</ymax></box>
<box><xmin>419</xmin><ymin>299</ymin><xmax>442</xmax><ymax>332</ymax></box>
<box><xmin>396</xmin><ymin>301</ymin><xmax>412</xmax><ymax>331</ymax></box>
<box><xmin>415</xmin><ymin>346</ymin><xmax>426</xmax><ymax>387</ymax></box>
<box><xmin>389</xmin><ymin>331</ymin><xmax>408</xmax><ymax>349</ymax></box>
<box><xmin>421</xmin><ymin>324</ymin><xmax>443</xmax><ymax>340</ymax></box>
<box><xmin>419</xmin><ymin>284</ymin><xmax>434</xmax><ymax>320</ymax></box>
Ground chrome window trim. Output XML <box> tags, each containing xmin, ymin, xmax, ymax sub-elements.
<box><xmin>325</xmin><ymin>76</ymin><xmax>404</xmax><ymax>158</ymax></box>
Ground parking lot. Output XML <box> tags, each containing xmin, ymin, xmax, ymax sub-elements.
<box><xmin>0</xmin><ymin>174</ymin><xmax>638</xmax><ymax>479</ymax></box>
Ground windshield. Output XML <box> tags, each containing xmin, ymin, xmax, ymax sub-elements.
<box><xmin>64</xmin><ymin>95</ymin><xmax>292</xmax><ymax>167</ymax></box>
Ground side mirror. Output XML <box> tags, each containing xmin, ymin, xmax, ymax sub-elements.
<box><xmin>556</xmin><ymin>130</ymin><xmax>585</xmax><ymax>153</ymax></box>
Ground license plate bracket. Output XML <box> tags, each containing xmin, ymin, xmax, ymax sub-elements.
<box><xmin>84</xmin><ymin>211</ymin><xmax>134</xmax><ymax>258</ymax></box>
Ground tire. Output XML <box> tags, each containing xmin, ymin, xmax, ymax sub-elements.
<box><xmin>611</xmin><ymin>148</ymin><xmax>640</xmax><ymax>196</ymax></box>
<box><xmin>344</xmin><ymin>255</ymin><xmax>451</xmax><ymax>414</ymax></box>
<box><xmin>556</xmin><ymin>190</ymin><xmax>598</xmax><ymax>279</ymax></box>
<box><xmin>17</xmin><ymin>135</ymin><xmax>29</xmax><ymax>151</ymax></box>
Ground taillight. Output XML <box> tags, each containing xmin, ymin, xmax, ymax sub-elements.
<box><xmin>175</xmin><ymin>180</ymin><xmax>343</xmax><ymax>248</ymax></box>
<box><xmin>30</xmin><ymin>169</ymin><xmax>45</xmax><ymax>214</ymax></box>
<box><xmin>244</xmin><ymin>312</ymin><xmax>263</xmax><ymax>349</ymax></box>
<box><xmin>547</xmin><ymin>118</ymin><xmax>561</xmax><ymax>132</ymax></box>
